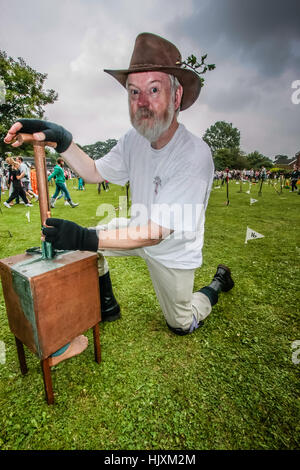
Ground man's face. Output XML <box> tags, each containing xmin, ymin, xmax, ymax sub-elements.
<box><xmin>127</xmin><ymin>71</ymin><xmax>176</xmax><ymax>143</ymax></box>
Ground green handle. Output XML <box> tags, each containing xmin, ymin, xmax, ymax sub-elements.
<box><xmin>41</xmin><ymin>240</ymin><xmax>54</xmax><ymax>259</ymax></box>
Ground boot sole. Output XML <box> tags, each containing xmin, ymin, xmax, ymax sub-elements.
<box><xmin>101</xmin><ymin>312</ymin><xmax>121</xmax><ymax>322</ymax></box>
<box><xmin>101</xmin><ymin>313</ymin><xmax>121</xmax><ymax>322</ymax></box>
<box><xmin>101</xmin><ymin>305</ymin><xmax>121</xmax><ymax>322</ymax></box>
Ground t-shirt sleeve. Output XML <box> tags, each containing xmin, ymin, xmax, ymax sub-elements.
<box><xmin>20</xmin><ymin>163</ymin><xmax>29</xmax><ymax>179</ymax></box>
<box><xmin>95</xmin><ymin>136</ymin><xmax>129</xmax><ymax>186</ymax></box>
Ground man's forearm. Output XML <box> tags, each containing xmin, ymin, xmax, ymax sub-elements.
<box><xmin>97</xmin><ymin>222</ymin><xmax>171</xmax><ymax>250</ymax></box>
<box><xmin>62</xmin><ymin>142</ymin><xmax>104</xmax><ymax>183</ymax></box>
<box><xmin>42</xmin><ymin>219</ymin><xmax>172</xmax><ymax>253</ymax></box>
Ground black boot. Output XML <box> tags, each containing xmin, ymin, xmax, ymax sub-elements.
<box><xmin>99</xmin><ymin>271</ymin><xmax>121</xmax><ymax>322</ymax></box>
<box><xmin>198</xmin><ymin>264</ymin><xmax>234</xmax><ymax>307</ymax></box>
<box><xmin>209</xmin><ymin>264</ymin><xmax>234</xmax><ymax>293</ymax></box>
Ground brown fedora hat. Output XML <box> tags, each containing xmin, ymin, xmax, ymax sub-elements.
<box><xmin>104</xmin><ymin>32</ymin><xmax>201</xmax><ymax>111</ymax></box>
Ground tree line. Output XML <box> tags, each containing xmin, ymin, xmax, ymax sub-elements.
<box><xmin>0</xmin><ymin>50</ymin><xmax>288</xmax><ymax>170</ymax></box>
<box><xmin>203</xmin><ymin>121</ymin><xmax>274</xmax><ymax>170</ymax></box>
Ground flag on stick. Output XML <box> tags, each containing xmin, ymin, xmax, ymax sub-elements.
<box><xmin>245</xmin><ymin>227</ymin><xmax>264</xmax><ymax>244</ymax></box>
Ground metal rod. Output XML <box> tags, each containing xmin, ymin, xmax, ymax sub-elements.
<box><xmin>33</xmin><ymin>143</ymin><xmax>51</xmax><ymax>226</ymax></box>
<box><xmin>16</xmin><ymin>134</ymin><xmax>56</xmax><ymax>226</ymax></box>
<box><xmin>15</xmin><ymin>134</ymin><xmax>56</xmax><ymax>258</ymax></box>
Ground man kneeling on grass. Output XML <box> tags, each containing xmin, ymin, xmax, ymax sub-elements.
<box><xmin>4</xmin><ymin>33</ymin><xmax>234</xmax><ymax>365</ymax></box>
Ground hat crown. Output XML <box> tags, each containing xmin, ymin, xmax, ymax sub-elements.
<box><xmin>129</xmin><ymin>33</ymin><xmax>182</xmax><ymax>69</ymax></box>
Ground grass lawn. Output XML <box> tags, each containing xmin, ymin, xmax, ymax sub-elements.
<box><xmin>0</xmin><ymin>179</ymin><xmax>299</xmax><ymax>450</ymax></box>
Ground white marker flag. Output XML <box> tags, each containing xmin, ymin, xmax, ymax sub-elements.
<box><xmin>245</xmin><ymin>227</ymin><xmax>264</xmax><ymax>244</ymax></box>
<box><xmin>25</xmin><ymin>211</ymin><xmax>30</xmax><ymax>222</ymax></box>
<box><xmin>0</xmin><ymin>340</ymin><xmax>5</xmax><ymax>364</ymax></box>
<box><xmin>250</xmin><ymin>198</ymin><xmax>258</xmax><ymax>205</ymax></box>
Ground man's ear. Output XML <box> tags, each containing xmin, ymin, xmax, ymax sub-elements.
<box><xmin>175</xmin><ymin>84</ymin><xmax>183</xmax><ymax>112</ymax></box>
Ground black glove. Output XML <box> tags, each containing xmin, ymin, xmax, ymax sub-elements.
<box><xmin>17</xmin><ymin>119</ymin><xmax>72</xmax><ymax>153</ymax></box>
<box><xmin>42</xmin><ymin>218</ymin><xmax>99</xmax><ymax>252</ymax></box>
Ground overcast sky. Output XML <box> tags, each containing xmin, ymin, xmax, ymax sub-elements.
<box><xmin>1</xmin><ymin>0</ymin><xmax>299</xmax><ymax>159</ymax></box>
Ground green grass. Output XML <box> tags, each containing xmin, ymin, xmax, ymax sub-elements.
<box><xmin>0</xmin><ymin>179</ymin><xmax>299</xmax><ymax>450</ymax></box>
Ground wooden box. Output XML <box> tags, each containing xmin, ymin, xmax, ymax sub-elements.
<box><xmin>0</xmin><ymin>250</ymin><xmax>101</xmax><ymax>403</ymax></box>
<box><xmin>0</xmin><ymin>250</ymin><xmax>101</xmax><ymax>358</ymax></box>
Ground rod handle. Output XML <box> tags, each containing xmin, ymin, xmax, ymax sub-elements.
<box><xmin>15</xmin><ymin>133</ymin><xmax>57</xmax><ymax>148</ymax></box>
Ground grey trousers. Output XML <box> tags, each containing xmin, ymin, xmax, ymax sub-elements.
<box><xmin>95</xmin><ymin>218</ymin><xmax>212</xmax><ymax>331</ymax></box>
<box><xmin>97</xmin><ymin>248</ymin><xmax>211</xmax><ymax>332</ymax></box>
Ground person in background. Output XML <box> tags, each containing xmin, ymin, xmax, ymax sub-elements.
<box><xmin>16</xmin><ymin>156</ymin><xmax>38</xmax><ymax>202</ymax></box>
<box><xmin>78</xmin><ymin>176</ymin><xmax>85</xmax><ymax>190</ymax></box>
<box><xmin>30</xmin><ymin>164</ymin><xmax>38</xmax><ymax>195</ymax></box>
<box><xmin>48</xmin><ymin>158</ymin><xmax>79</xmax><ymax>208</ymax></box>
<box><xmin>3</xmin><ymin>157</ymin><xmax>33</xmax><ymax>208</ymax></box>
<box><xmin>291</xmin><ymin>164</ymin><xmax>300</xmax><ymax>193</ymax></box>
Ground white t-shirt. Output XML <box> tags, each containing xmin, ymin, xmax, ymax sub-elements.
<box><xmin>95</xmin><ymin>123</ymin><xmax>214</xmax><ymax>269</ymax></box>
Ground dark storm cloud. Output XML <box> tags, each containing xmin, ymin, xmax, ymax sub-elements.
<box><xmin>168</xmin><ymin>0</ymin><xmax>300</xmax><ymax>76</ymax></box>
<box><xmin>165</xmin><ymin>0</ymin><xmax>300</xmax><ymax>157</ymax></box>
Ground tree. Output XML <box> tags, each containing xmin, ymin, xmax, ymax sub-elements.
<box><xmin>0</xmin><ymin>50</ymin><xmax>58</xmax><ymax>157</ymax></box>
<box><xmin>213</xmin><ymin>147</ymin><xmax>248</xmax><ymax>170</ymax></box>
<box><xmin>203</xmin><ymin>121</ymin><xmax>240</xmax><ymax>154</ymax></box>
<box><xmin>274</xmin><ymin>155</ymin><xmax>290</xmax><ymax>164</ymax></box>
<box><xmin>246</xmin><ymin>151</ymin><xmax>273</xmax><ymax>169</ymax></box>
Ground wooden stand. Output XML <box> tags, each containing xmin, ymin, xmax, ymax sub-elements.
<box><xmin>0</xmin><ymin>134</ymin><xmax>101</xmax><ymax>404</ymax></box>
<box><xmin>15</xmin><ymin>327</ymin><xmax>101</xmax><ymax>406</ymax></box>
<box><xmin>0</xmin><ymin>250</ymin><xmax>101</xmax><ymax>405</ymax></box>
<box><xmin>14</xmin><ymin>325</ymin><xmax>101</xmax><ymax>406</ymax></box>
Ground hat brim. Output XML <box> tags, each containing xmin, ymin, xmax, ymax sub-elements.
<box><xmin>104</xmin><ymin>65</ymin><xmax>201</xmax><ymax>111</ymax></box>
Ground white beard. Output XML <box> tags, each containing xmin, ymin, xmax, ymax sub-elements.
<box><xmin>130</xmin><ymin>99</ymin><xmax>175</xmax><ymax>143</ymax></box>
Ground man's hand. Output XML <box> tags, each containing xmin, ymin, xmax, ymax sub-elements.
<box><xmin>42</xmin><ymin>218</ymin><xmax>99</xmax><ymax>252</ymax></box>
<box><xmin>4</xmin><ymin>119</ymin><xmax>73</xmax><ymax>154</ymax></box>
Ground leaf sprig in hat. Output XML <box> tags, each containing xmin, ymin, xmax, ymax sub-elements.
<box><xmin>177</xmin><ymin>54</ymin><xmax>215</xmax><ymax>87</ymax></box>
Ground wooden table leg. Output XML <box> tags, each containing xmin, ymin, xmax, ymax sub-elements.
<box><xmin>41</xmin><ymin>358</ymin><xmax>54</xmax><ymax>405</ymax></box>
<box><xmin>93</xmin><ymin>323</ymin><xmax>101</xmax><ymax>364</ymax></box>
<box><xmin>14</xmin><ymin>336</ymin><xmax>28</xmax><ymax>375</ymax></box>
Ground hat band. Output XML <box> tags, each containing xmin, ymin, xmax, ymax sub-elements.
<box><xmin>129</xmin><ymin>63</ymin><xmax>180</xmax><ymax>69</ymax></box>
